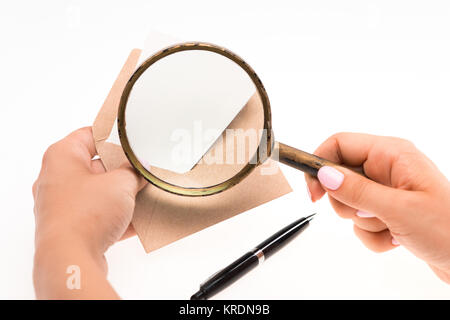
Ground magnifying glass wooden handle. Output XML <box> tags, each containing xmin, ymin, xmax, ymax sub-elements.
<box><xmin>275</xmin><ymin>142</ymin><xmax>339</xmax><ymax>178</ymax></box>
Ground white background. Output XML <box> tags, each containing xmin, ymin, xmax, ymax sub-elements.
<box><xmin>1</xmin><ymin>0</ymin><xmax>449</xmax><ymax>299</ymax></box>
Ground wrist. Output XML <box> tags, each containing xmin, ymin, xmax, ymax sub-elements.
<box><xmin>34</xmin><ymin>230</ymin><xmax>106</xmax><ymax>275</ymax></box>
<box><xmin>33</xmin><ymin>234</ymin><xmax>114</xmax><ymax>299</ymax></box>
<box><xmin>35</xmin><ymin>216</ymin><xmax>107</xmax><ymax>256</ymax></box>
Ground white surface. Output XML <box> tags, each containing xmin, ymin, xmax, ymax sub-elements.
<box><xmin>1</xmin><ymin>0</ymin><xmax>450</xmax><ymax>299</ymax></box>
<box><xmin>126</xmin><ymin>48</ymin><xmax>255</xmax><ymax>173</ymax></box>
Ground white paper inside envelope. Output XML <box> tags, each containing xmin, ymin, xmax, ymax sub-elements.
<box><xmin>124</xmin><ymin>50</ymin><xmax>256</xmax><ymax>174</ymax></box>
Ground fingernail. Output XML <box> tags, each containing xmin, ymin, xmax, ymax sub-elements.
<box><xmin>306</xmin><ymin>186</ymin><xmax>313</xmax><ymax>202</ymax></box>
<box><xmin>317</xmin><ymin>166</ymin><xmax>344</xmax><ymax>190</ymax></box>
<box><xmin>356</xmin><ymin>210</ymin><xmax>375</xmax><ymax>218</ymax></box>
<box><xmin>392</xmin><ymin>237</ymin><xmax>400</xmax><ymax>246</ymax></box>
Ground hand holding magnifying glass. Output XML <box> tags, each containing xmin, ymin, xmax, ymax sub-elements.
<box><xmin>117</xmin><ymin>43</ymin><xmax>450</xmax><ymax>285</ymax></box>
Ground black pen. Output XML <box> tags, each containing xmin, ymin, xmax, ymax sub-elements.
<box><xmin>190</xmin><ymin>213</ymin><xmax>316</xmax><ymax>300</ymax></box>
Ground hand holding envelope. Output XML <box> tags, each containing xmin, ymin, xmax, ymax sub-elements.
<box><xmin>93</xmin><ymin>47</ymin><xmax>292</xmax><ymax>252</ymax></box>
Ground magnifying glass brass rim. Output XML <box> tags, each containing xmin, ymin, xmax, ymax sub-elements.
<box><xmin>118</xmin><ymin>42</ymin><xmax>273</xmax><ymax>196</ymax></box>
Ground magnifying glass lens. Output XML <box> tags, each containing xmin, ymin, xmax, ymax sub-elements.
<box><xmin>123</xmin><ymin>48</ymin><xmax>265</xmax><ymax>191</ymax></box>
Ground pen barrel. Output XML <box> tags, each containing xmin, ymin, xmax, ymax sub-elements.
<box><xmin>199</xmin><ymin>252</ymin><xmax>259</xmax><ymax>299</ymax></box>
<box><xmin>256</xmin><ymin>220</ymin><xmax>310</xmax><ymax>260</ymax></box>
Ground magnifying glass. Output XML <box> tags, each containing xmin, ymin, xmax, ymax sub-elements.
<box><xmin>118</xmin><ymin>42</ymin><xmax>337</xmax><ymax>196</ymax></box>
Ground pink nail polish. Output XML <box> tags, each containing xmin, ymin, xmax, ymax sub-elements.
<box><xmin>356</xmin><ymin>210</ymin><xmax>375</xmax><ymax>218</ymax></box>
<box><xmin>392</xmin><ymin>237</ymin><xmax>400</xmax><ymax>246</ymax></box>
<box><xmin>317</xmin><ymin>166</ymin><xmax>344</xmax><ymax>190</ymax></box>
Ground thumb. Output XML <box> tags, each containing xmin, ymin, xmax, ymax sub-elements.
<box><xmin>107</xmin><ymin>164</ymin><xmax>148</xmax><ymax>196</ymax></box>
<box><xmin>316</xmin><ymin>165</ymin><xmax>405</xmax><ymax>223</ymax></box>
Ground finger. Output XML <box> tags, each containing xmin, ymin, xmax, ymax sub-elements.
<box><xmin>314</xmin><ymin>132</ymin><xmax>377</xmax><ymax>167</ymax></box>
<box><xmin>314</xmin><ymin>132</ymin><xmax>420</xmax><ymax>186</ymax></box>
<box><xmin>352</xmin><ymin>216</ymin><xmax>388</xmax><ymax>233</ymax></box>
<box><xmin>120</xmin><ymin>224</ymin><xmax>136</xmax><ymax>241</ymax></box>
<box><xmin>305</xmin><ymin>132</ymin><xmax>378</xmax><ymax>202</ymax></box>
<box><xmin>305</xmin><ymin>173</ymin><xmax>325</xmax><ymax>202</ymax></box>
<box><xmin>328</xmin><ymin>195</ymin><xmax>354</xmax><ymax>219</ymax></box>
<box><xmin>317</xmin><ymin>165</ymin><xmax>406</xmax><ymax>224</ymax></box>
<box><xmin>46</xmin><ymin>127</ymin><xmax>98</xmax><ymax>172</ymax></box>
<box><xmin>108</xmin><ymin>163</ymin><xmax>148</xmax><ymax>196</ymax></box>
<box><xmin>91</xmin><ymin>159</ymin><xmax>106</xmax><ymax>174</ymax></box>
<box><xmin>65</xmin><ymin>127</ymin><xmax>97</xmax><ymax>158</ymax></box>
<box><xmin>328</xmin><ymin>196</ymin><xmax>388</xmax><ymax>232</ymax></box>
<box><xmin>353</xmin><ymin>225</ymin><xmax>398</xmax><ymax>253</ymax></box>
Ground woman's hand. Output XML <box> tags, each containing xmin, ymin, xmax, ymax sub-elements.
<box><xmin>305</xmin><ymin>133</ymin><xmax>450</xmax><ymax>284</ymax></box>
<box><xmin>32</xmin><ymin>127</ymin><xmax>147</xmax><ymax>299</ymax></box>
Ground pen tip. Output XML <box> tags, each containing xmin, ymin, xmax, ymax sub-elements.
<box><xmin>305</xmin><ymin>213</ymin><xmax>316</xmax><ymax>221</ymax></box>
<box><xmin>190</xmin><ymin>290</ymin><xmax>207</xmax><ymax>300</ymax></box>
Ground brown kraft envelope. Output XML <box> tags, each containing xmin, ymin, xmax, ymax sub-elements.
<box><xmin>92</xmin><ymin>49</ymin><xmax>292</xmax><ymax>253</ymax></box>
